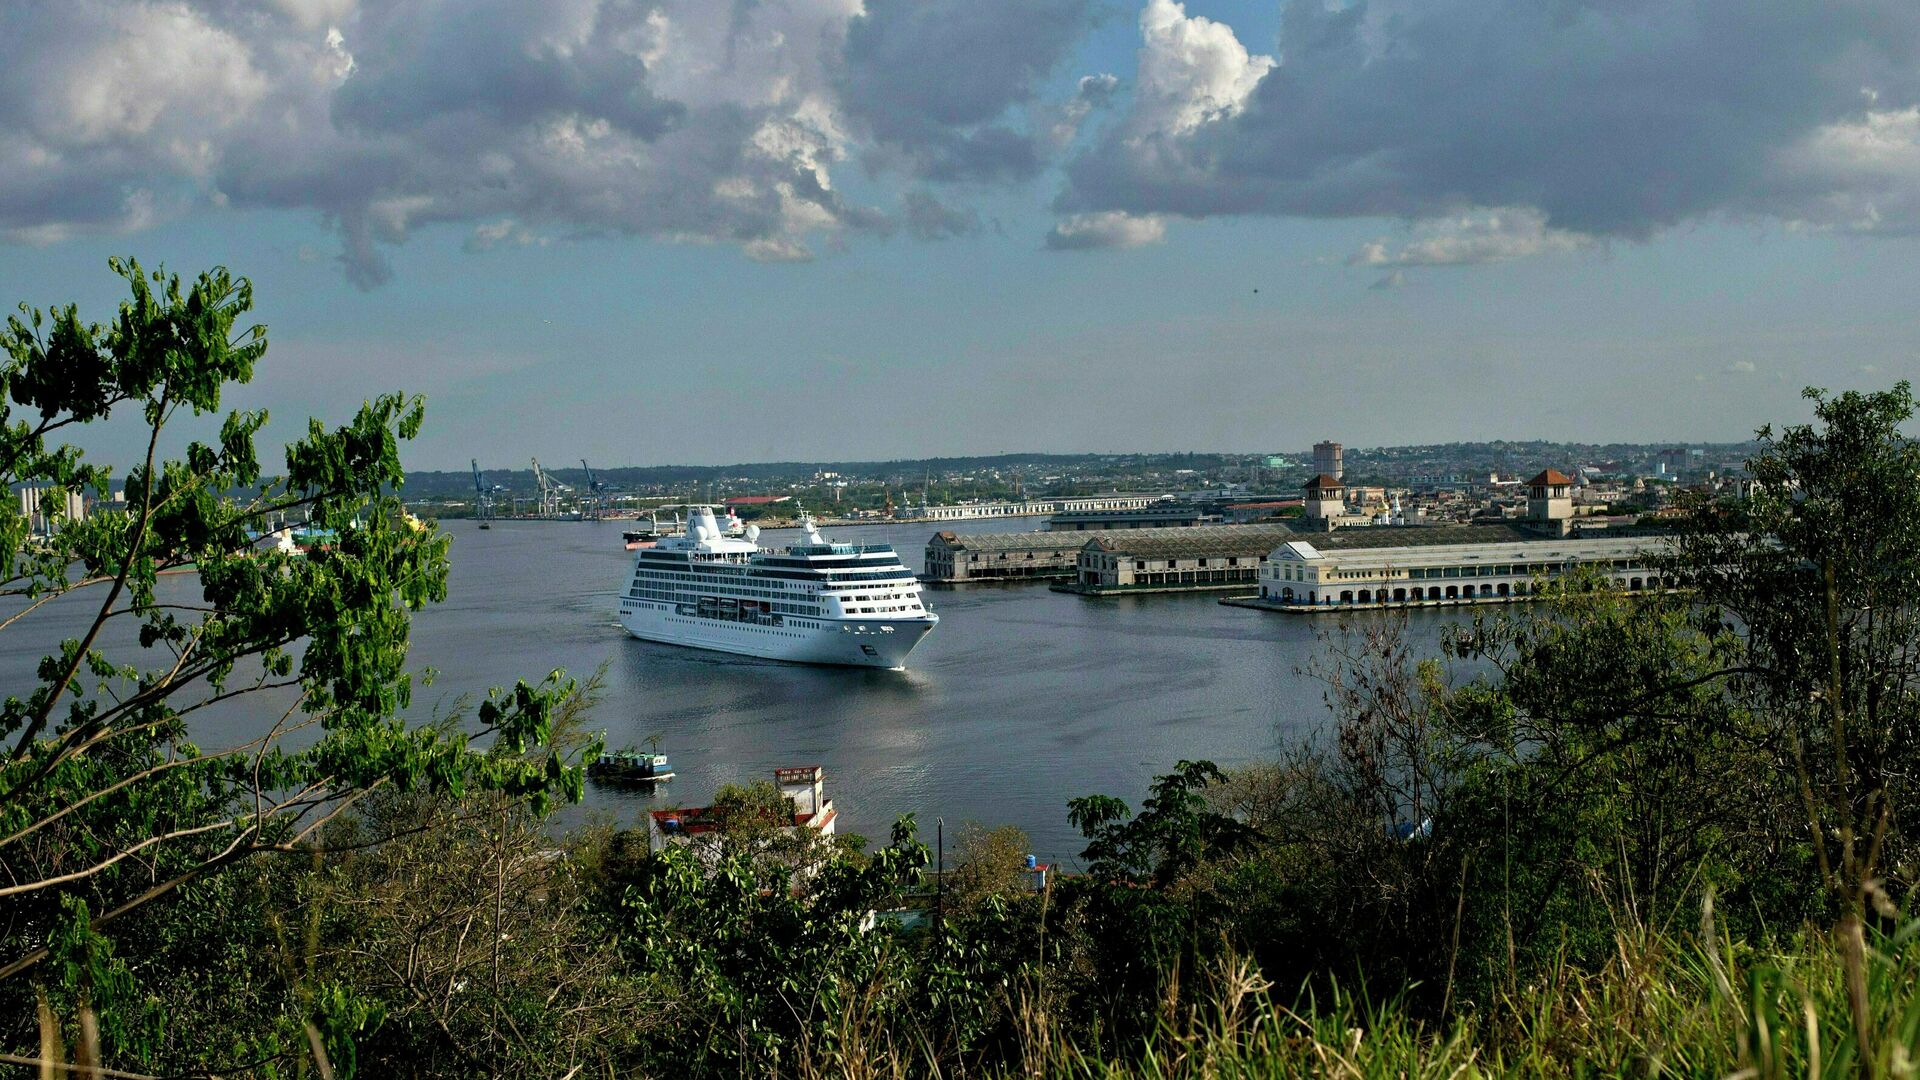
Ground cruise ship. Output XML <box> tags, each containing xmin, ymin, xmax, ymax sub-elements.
<box><xmin>617</xmin><ymin>507</ymin><xmax>938</xmax><ymax>669</ymax></box>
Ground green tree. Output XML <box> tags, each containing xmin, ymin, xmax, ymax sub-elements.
<box><xmin>947</xmin><ymin>823</ymin><xmax>1033</xmax><ymax>913</ymax></box>
<box><xmin>1063</xmin><ymin>761</ymin><xmax>1254</xmax><ymax>1038</ymax></box>
<box><xmin>0</xmin><ymin>260</ymin><xmax>585</xmax><ymax>1073</ymax></box>
<box><xmin>1437</xmin><ymin>572</ymin><xmax>1781</xmax><ymax>1003</ymax></box>
<box><xmin>590</xmin><ymin>816</ymin><xmax>931</xmax><ymax>1074</ymax></box>
<box><xmin>1667</xmin><ymin>382</ymin><xmax>1920</xmax><ymax>1060</ymax></box>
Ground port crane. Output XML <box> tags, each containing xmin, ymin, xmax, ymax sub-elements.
<box><xmin>530</xmin><ymin>458</ymin><xmax>569</xmax><ymax>518</ymax></box>
<box><xmin>580</xmin><ymin>459</ymin><xmax>608</xmax><ymax>521</ymax></box>
<box><xmin>470</xmin><ymin>459</ymin><xmax>500</xmax><ymax>521</ymax></box>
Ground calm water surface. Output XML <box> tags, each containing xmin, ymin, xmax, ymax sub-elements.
<box><xmin>0</xmin><ymin>517</ymin><xmax>1462</xmax><ymax>861</ymax></box>
<box><xmin>419</xmin><ymin>518</ymin><xmax>1456</xmax><ymax>858</ymax></box>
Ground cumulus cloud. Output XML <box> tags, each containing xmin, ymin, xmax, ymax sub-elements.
<box><xmin>833</xmin><ymin>0</ymin><xmax>1097</xmax><ymax>182</ymax></box>
<box><xmin>1127</xmin><ymin>0</ymin><xmax>1271</xmax><ymax>138</ymax></box>
<box><xmin>1062</xmin><ymin>0</ymin><xmax>1920</xmax><ymax>259</ymax></box>
<box><xmin>1044</xmin><ymin>73</ymin><xmax>1120</xmax><ymax>153</ymax></box>
<box><xmin>16</xmin><ymin>0</ymin><xmax>1920</xmax><ymax>280</ymax></box>
<box><xmin>1349</xmin><ymin>208</ymin><xmax>1594</xmax><ymax>268</ymax></box>
<box><xmin>1760</xmin><ymin>105</ymin><xmax>1920</xmax><ymax>234</ymax></box>
<box><xmin>1044</xmin><ymin>210</ymin><xmax>1165</xmax><ymax>250</ymax></box>
<box><xmin>0</xmin><ymin>0</ymin><xmax>1098</xmax><ymax>285</ymax></box>
<box><xmin>0</xmin><ymin>2</ymin><xmax>268</xmax><ymax>244</ymax></box>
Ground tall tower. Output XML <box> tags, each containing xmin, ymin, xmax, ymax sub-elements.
<box><xmin>1312</xmin><ymin>441</ymin><xmax>1344</xmax><ymax>481</ymax></box>
<box><xmin>1303</xmin><ymin>474</ymin><xmax>1345</xmax><ymax>526</ymax></box>
<box><xmin>1526</xmin><ymin>469</ymin><xmax>1574</xmax><ymax>534</ymax></box>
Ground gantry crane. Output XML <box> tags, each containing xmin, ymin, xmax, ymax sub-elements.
<box><xmin>530</xmin><ymin>458</ymin><xmax>567</xmax><ymax>518</ymax></box>
<box><xmin>470</xmin><ymin>459</ymin><xmax>497</xmax><ymax>520</ymax></box>
<box><xmin>580</xmin><ymin>459</ymin><xmax>608</xmax><ymax>521</ymax></box>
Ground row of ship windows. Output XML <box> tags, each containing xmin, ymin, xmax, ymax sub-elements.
<box><xmin>634</xmin><ymin>568</ymin><xmax>916</xmax><ymax>591</ymax></box>
<box><xmin>632</xmin><ymin>573</ymin><xmax>799</xmax><ymax>601</ymax></box>
<box><xmin>636</xmin><ymin>568</ymin><xmax>794</xmax><ymax>587</ymax></box>
<box><xmin>629</xmin><ymin>579</ymin><xmax>919</xmax><ymax>612</ymax></box>
<box><xmin>627</xmin><ymin>600</ymin><xmax>832</xmax><ymax>632</ymax></box>
<box><xmin>628</xmin><ymin>588</ymin><xmax>820</xmax><ymax>615</ymax></box>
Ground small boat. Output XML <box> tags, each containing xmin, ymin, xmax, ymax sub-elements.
<box><xmin>587</xmin><ymin>750</ymin><xmax>674</xmax><ymax>783</ymax></box>
<box><xmin>624</xmin><ymin>513</ymin><xmax>680</xmax><ymax>551</ymax></box>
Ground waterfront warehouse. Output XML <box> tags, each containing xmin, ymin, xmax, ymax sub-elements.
<box><xmin>925</xmin><ymin>530</ymin><xmax>1090</xmax><ymax>582</ymax></box>
<box><xmin>1062</xmin><ymin>524</ymin><xmax>1303</xmax><ymax>594</ymax></box>
<box><xmin>1253</xmin><ymin>527</ymin><xmax>1669</xmax><ymax>609</ymax></box>
<box><xmin>1248</xmin><ymin>469</ymin><xmax>1673</xmax><ymax>610</ymax></box>
<box><xmin>1047</xmin><ymin>503</ymin><xmax>1209</xmax><ymax>530</ymax></box>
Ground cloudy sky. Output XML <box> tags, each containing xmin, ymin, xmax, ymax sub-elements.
<box><xmin>2</xmin><ymin>0</ymin><xmax>1917</xmax><ymax>470</ymax></box>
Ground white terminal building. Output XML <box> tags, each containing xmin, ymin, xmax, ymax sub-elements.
<box><xmin>1255</xmin><ymin>470</ymin><xmax>1674</xmax><ymax>610</ymax></box>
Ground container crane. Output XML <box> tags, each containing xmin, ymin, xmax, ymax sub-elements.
<box><xmin>530</xmin><ymin>458</ymin><xmax>566</xmax><ymax>518</ymax></box>
<box><xmin>580</xmin><ymin>459</ymin><xmax>608</xmax><ymax>521</ymax></box>
<box><xmin>470</xmin><ymin>459</ymin><xmax>497</xmax><ymax>521</ymax></box>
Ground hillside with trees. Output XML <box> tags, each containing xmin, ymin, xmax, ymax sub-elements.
<box><xmin>4</xmin><ymin>262</ymin><xmax>1919</xmax><ymax>1077</ymax></box>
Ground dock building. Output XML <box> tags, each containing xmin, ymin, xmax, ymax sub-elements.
<box><xmin>1047</xmin><ymin>503</ymin><xmax>1208</xmax><ymax>531</ymax></box>
<box><xmin>1062</xmin><ymin>524</ymin><xmax>1303</xmax><ymax>594</ymax></box>
<box><xmin>1249</xmin><ymin>470</ymin><xmax>1672</xmax><ymax>611</ymax></box>
<box><xmin>917</xmin><ymin>494</ymin><xmax>1163</xmax><ymax>522</ymax></box>
<box><xmin>924</xmin><ymin>530</ymin><xmax>1092</xmax><ymax>583</ymax></box>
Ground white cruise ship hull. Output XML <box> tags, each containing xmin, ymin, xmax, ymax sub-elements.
<box><xmin>618</xmin><ymin>600</ymin><xmax>937</xmax><ymax>670</ymax></box>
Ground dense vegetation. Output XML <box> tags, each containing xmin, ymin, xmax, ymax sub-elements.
<box><xmin>4</xmin><ymin>263</ymin><xmax>1919</xmax><ymax>1077</ymax></box>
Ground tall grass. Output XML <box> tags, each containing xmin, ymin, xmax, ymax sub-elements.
<box><xmin>788</xmin><ymin>906</ymin><xmax>1920</xmax><ymax>1079</ymax></box>
<box><xmin>29</xmin><ymin>907</ymin><xmax>1920</xmax><ymax>1077</ymax></box>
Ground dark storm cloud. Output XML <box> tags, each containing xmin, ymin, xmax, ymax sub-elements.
<box><xmin>1063</xmin><ymin>0</ymin><xmax>1920</xmax><ymax>247</ymax></box>
<box><xmin>833</xmin><ymin>0</ymin><xmax>1098</xmax><ymax>183</ymax></box>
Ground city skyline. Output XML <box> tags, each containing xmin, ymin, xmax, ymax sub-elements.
<box><xmin>3</xmin><ymin>1</ymin><xmax>1916</xmax><ymax>469</ymax></box>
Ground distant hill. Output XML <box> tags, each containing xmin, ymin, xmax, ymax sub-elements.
<box><xmin>411</xmin><ymin>443</ymin><xmax>1762</xmax><ymax>499</ymax></box>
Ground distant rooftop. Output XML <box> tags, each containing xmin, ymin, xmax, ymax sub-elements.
<box><xmin>929</xmin><ymin>530</ymin><xmax>1097</xmax><ymax>552</ymax></box>
<box><xmin>1083</xmin><ymin>524</ymin><xmax>1303</xmax><ymax>559</ymax></box>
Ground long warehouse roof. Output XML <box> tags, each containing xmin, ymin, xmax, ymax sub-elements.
<box><xmin>927</xmin><ymin>530</ymin><xmax>1112</xmax><ymax>552</ymax></box>
<box><xmin>1081</xmin><ymin>524</ymin><xmax>1303</xmax><ymax>559</ymax></box>
<box><xmin>1085</xmin><ymin>522</ymin><xmax>1676</xmax><ymax>560</ymax></box>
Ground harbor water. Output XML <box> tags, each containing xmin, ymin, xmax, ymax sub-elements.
<box><xmin>0</xmin><ymin>516</ymin><xmax>1465</xmax><ymax>863</ymax></box>
<box><xmin>426</xmin><ymin>517</ymin><xmax>1455</xmax><ymax>859</ymax></box>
